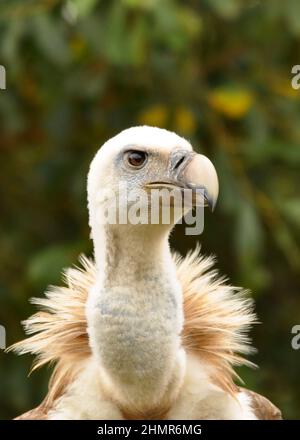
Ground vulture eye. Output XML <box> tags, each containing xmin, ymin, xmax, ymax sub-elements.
<box><xmin>125</xmin><ymin>150</ymin><xmax>148</xmax><ymax>169</ymax></box>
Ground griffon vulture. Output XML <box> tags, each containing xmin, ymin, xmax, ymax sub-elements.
<box><xmin>11</xmin><ymin>126</ymin><xmax>281</xmax><ymax>420</ymax></box>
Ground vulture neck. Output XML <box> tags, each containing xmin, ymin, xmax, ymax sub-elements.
<box><xmin>87</xmin><ymin>220</ymin><xmax>185</xmax><ymax>413</ymax></box>
<box><xmin>94</xmin><ymin>224</ymin><xmax>172</xmax><ymax>283</ymax></box>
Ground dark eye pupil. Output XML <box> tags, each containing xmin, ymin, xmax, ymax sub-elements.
<box><xmin>128</xmin><ymin>151</ymin><xmax>147</xmax><ymax>167</ymax></box>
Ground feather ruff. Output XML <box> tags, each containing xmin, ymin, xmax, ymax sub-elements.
<box><xmin>10</xmin><ymin>246</ymin><xmax>257</xmax><ymax>411</ymax></box>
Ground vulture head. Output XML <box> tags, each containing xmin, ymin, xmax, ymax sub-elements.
<box><xmin>87</xmin><ymin>126</ymin><xmax>218</xmax><ymax>265</ymax></box>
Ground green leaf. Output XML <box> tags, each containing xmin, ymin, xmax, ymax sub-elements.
<box><xmin>234</xmin><ymin>200</ymin><xmax>270</xmax><ymax>291</ymax></box>
<box><xmin>101</xmin><ymin>2</ymin><xmax>128</xmax><ymax>64</ymax></box>
<box><xmin>285</xmin><ymin>0</ymin><xmax>300</xmax><ymax>35</ymax></box>
<box><xmin>244</xmin><ymin>141</ymin><xmax>300</xmax><ymax>166</ymax></box>
<box><xmin>67</xmin><ymin>0</ymin><xmax>98</xmax><ymax>18</ymax></box>
<box><xmin>31</xmin><ymin>14</ymin><xmax>71</xmax><ymax>66</ymax></box>
<box><xmin>27</xmin><ymin>243</ymin><xmax>83</xmax><ymax>288</ymax></box>
<box><xmin>207</xmin><ymin>0</ymin><xmax>242</xmax><ymax>19</ymax></box>
<box><xmin>281</xmin><ymin>199</ymin><xmax>300</xmax><ymax>229</ymax></box>
<box><xmin>235</xmin><ymin>199</ymin><xmax>264</xmax><ymax>260</ymax></box>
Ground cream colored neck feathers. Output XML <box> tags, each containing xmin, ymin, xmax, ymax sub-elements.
<box><xmin>87</xmin><ymin>212</ymin><xmax>185</xmax><ymax>415</ymax></box>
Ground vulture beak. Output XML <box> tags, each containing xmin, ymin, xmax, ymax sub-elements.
<box><xmin>145</xmin><ymin>151</ymin><xmax>219</xmax><ymax>211</ymax></box>
<box><xmin>176</xmin><ymin>152</ymin><xmax>219</xmax><ymax>212</ymax></box>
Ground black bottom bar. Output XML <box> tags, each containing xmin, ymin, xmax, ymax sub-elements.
<box><xmin>0</xmin><ymin>420</ymin><xmax>295</xmax><ymax>439</ymax></box>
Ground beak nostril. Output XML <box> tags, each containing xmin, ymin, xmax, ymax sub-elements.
<box><xmin>173</xmin><ymin>155</ymin><xmax>186</xmax><ymax>170</ymax></box>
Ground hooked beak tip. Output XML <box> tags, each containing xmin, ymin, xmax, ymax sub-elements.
<box><xmin>203</xmin><ymin>187</ymin><xmax>218</xmax><ymax>212</ymax></box>
<box><xmin>178</xmin><ymin>153</ymin><xmax>219</xmax><ymax>212</ymax></box>
<box><xmin>205</xmin><ymin>193</ymin><xmax>216</xmax><ymax>212</ymax></box>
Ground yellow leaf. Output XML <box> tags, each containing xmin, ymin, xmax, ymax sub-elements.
<box><xmin>70</xmin><ymin>36</ymin><xmax>87</xmax><ymax>59</ymax></box>
<box><xmin>174</xmin><ymin>106</ymin><xmax>197</xmax><ymax>135</ymax></box>
<box><xmin>270</xmin><ymin>77</ymin><xmax>299</xmax><ymax>99</ymax></box>
<box><xmin>138</xmin><ymin>104</ymin><xmax>168</xmax><ymax>127</ymax></box>
<box><xmin>208</xmin><ymin>87</ymin><xmax>254</xmax><ymax>119</ymax></box>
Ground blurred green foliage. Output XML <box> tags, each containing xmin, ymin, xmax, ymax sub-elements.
<box><xmin>0</xmin><ymin>0</ymin><xmax>300</xmax><ymax>419</ymax></box>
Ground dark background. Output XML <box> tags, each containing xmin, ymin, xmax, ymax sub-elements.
<box><xmin>0</xmin><ymin>0</ymin><xmax>300</xmax><ymax>419</ymax></box>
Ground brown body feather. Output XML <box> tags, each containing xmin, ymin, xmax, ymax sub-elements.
<box><xmin>241</xmin><ymin>388</ymin><xmax>282</xmax><ymax>420</ymax></box>
<box><xmin>10</xmin><ymin>247</ymin><xmax>281</xmax><ymax>419</ymax></box>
